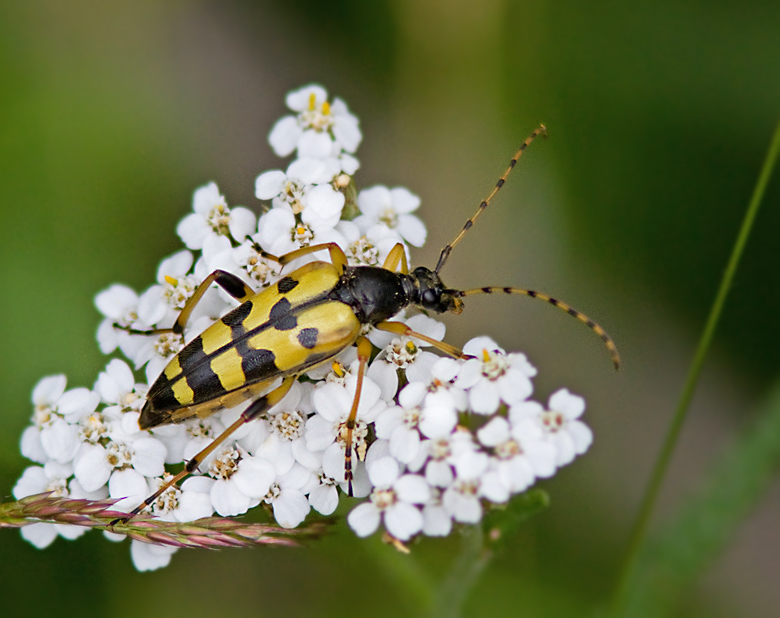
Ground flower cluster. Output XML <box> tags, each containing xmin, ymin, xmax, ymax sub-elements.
<box><xmin>13</xmin><ymin>84</ymin><xmax>592</xmax><ymax>571</ymax></box>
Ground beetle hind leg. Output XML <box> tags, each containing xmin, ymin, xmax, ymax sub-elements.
<box><xmin>111</xmin><ymin>377</ymin><xmax>296</xmax><ymax>525</ymax></box>
<box><xmin>342</xmin><ymin>336</ymin><xmax>374</xmax><ymax>496</ymax></box>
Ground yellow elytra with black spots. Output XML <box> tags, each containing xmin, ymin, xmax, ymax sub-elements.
<box><xmin>140</xmin><ymin>261</ymin><xmax>366</xmax><ymax>429</ymax></box>
<box><xmin>117</xmin><ymin>125</ymin><xmax>620</xmax><ymax>522</ymax></box>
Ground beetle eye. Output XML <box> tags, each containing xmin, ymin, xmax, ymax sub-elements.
<box><xmin>422</xmin><ymin>289</ymin><xmax>437</xmax><ymax>305</ymax></box>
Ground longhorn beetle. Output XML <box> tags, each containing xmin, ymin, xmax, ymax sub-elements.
<box><xmin>115</xmin><ymin>124</ymin><xmax>620</xmax><ymax>522</ymax></box>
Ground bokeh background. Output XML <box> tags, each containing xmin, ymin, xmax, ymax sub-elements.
<box><xmin>1</xmin><ymin>1</ymin><xmax>779</xmax><ymax>616</ymax></box>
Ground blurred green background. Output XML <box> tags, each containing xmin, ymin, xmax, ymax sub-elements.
<box><xmin>2</xmin><ymin>1</ymin><xmax>779</xmax><ymax>616</ymax></box>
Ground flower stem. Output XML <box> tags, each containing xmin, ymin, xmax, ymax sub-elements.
<box><xmin>428</xmin><ymin>525</ymin><xmax>491</xmax><ymax>618</ymax></box>
<box><xmin>610</xmin><ymin>116</ymin><xmax>780</xmax><ymax>616</ymax></box>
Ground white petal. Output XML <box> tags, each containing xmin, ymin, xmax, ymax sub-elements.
<box><xmin>41</xmin><ymin>419</ymin><xmax>79</xmax><ymax>463</ymax></box>
<box><xmin>443</xmin><ymin>489</ymin><xmax>482</xmax><ymax>523</ymax></box>
<box><xmin>480</xmin><ymin>469</ymin><xmax>510</xmax><ymax>503</ymax></box>
<box><xmin>462</xmin><ymin>336</ymin><xmax>502</xmax><ymax>358</ymax></box>
<box><xmin>175</xmin><ymin>491</ymin><xmax>214</xmax><ymax>522</ymax></box>
<box><xmin>309</xmin><ymin>484</ymin><xmax>339</xmax><ymax>515</ymax></box>
<box><xmin>130</xmin><ymin>540</ymin><xmax>177</xmax><ymax>572</ymax></box>
<box><xmin>94</xmin><ymin>285</ymin><xmax>137</xmax><ymax>320</ymax></box>
<box><xmin>389</xmin><ymin>426</ymin><xmax>420</xmax><ymax>464</ymax></box>
<box><xmin>497</xmin><ymin>370</ymin><xmax>533</xmax><ymax>405</ymax></box>
<box><xmin>210</xmin><ymin>480</ymin><xmax>251</xmax><ymax>517</ymax></box>
<box><xmin>303</xmin><ymin>183</ymin><xmax>344</xmax><ymax>219</ymax></box>
<box><xmin>20</xmin><ymin>427</ymin><xmax>47</xmax><ymax>464</ymax></box>
<box><xmin>272</xmin><ymin>490</ymin><xmax>310</xmax><ymax>528</ymax></box>
<box><xmin>425</xmin><ymin>460</ymin><xmax>454</xmax><ymax>487</ymax></box>
<box><xmin>131</xmin><ymin>438</ymin><xmax>167</xmax><ymax>477</ymax></box>
<box><xmin>176</xmin><ymin>213</ymin><xmax>210</xmax><ymax>249</ymax></box>
<box><xmin>477</xmin><ymin>417</ymin><xmax>510</xmax><ymax>447</ymax></box>
<box><xmin>268</xmin><ymin>116</ymin><xmax>302</xmax><ymax>156</ymax></box>
<box><xmin>389</xmin><ymin>187</ymin><xmax>420</xmax><ymax>214</ymax></box>
<box><xmin>108</xmin><ymin>468</ymin><xmax>149</xmax><ymax>512</ymax></box>
<box><xmin>13</xmin><ymin>466</ymin><xmax>48</xmax><ymax>499</ymax></box>
<box><xmin>255</xmin><ymin>170</ymin><xmax>287</xmax><ymax>199</ymax></box>
<box><xmin>32</xmin><ymin>375</ymin><xmax>67</xmax><ymax>406</ymax></box>
<box><xmin>568</xmin><ymin>420</ymin><xmax>593</xmax><ymax>455</ymax></box>
<box><xmin>550</xmin><ymin>388</ymin><xmax>586</xmax><ymax>419</ymax></box>
<box><xmin>286</xmin><ymin>84</ymin><xmax>328</xmax><ymax>111</ymax></box>
<box><xmin>228</xmin><ymin>207</ymin><xmax>257</xmax><ymax>243</ymax></box>
<box><xmin>422</xmin><ymin>505</ymin><xmax>452</xmax><ymax>537</ymax></box>
<box><xmin>397</xmin><ymin>215</ymin><xmax>427</xmax><ymax>247</ymax></box>
<box><xmin>74</xmin><ymin>444</ymin><xmax>112</xmax><ymax>492</ymax></box>
<box><xmin>232</xmin><ymin>457</ymin><xmax>276</xmax><ymax>499</ymax></box>
<box><xmin>348</xmin><ymin>502</ymin><xmax>381</xmax><ymax>537</ymax></box>
<box><xmin>298</xmin><ymin>130</ymin><xmax>333</xmax><ymax>159</ymax></box>
<box><xmin>468</xmin><ymin>380</ymin><xmax>500</xmax><ymax>415</ymax></box>
<box><xmin>21</xmin><ymin>523</ymin><xmax>58</xmax><ymax>549</ymax></box>
<box><xmin>455</xmin><ymin>451</ymin><xmax>488</xmax><ymax>481</ymax></box>
<box><xmin>419</xmin><ymin>403</ymin><xmax>457</xmax><ymax>439</ymax></box>
<box><xmin>157</xmin><ymin>250</ymin><xmax>194</xmax><ymax>282</ymax></box>
<box><xmin>321</xmin><ymin>443</ymin><xmax>347</xmax><ymax>482</ymax></box>
<box><xmin>333</xmin><ymin>114</ymin><xmax>362</xmax><ymax>153</ymax></box>
<box><xmin>367</xmin><ymin>456</ymin><xmax>400</xmax><ymax>489</ymax></box>
<box><xmin>385</xmin><ymin>502</ymin><xmax>423</xmax><ymax>541</ymax></box>
<box><xmin>394</xmin><ymin>474</ymin><xmax>431</xmax><ymax>504</ymax></box>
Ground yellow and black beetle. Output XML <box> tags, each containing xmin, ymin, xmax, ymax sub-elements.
<box><xmin>117</xmin><ymin>125</ymin><xmax>619</xmax><ymax>521</ymax></box>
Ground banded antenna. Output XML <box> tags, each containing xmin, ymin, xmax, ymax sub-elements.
<box><xmin>434</xmin><ymin>124</ymin><xmax>547</xmax><ymax>274</ymax></box>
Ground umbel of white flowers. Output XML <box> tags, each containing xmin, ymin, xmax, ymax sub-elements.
<box><xmin>14</xmin><ymin>84</ymin><xmax>592</xmax><ymax>571</ymax></box>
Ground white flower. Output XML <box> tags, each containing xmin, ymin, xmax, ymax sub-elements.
<box><xmin>269</xmin><ymin>84</ymin><xmax>361</xmax><ymax>158</ymax></box>
<box><xmin>354</xmin><ymin>186</ymin><xmax>426</xmax><ymax>247</ymax></box>
<box><xmin>28</xmin><ymin>376</ymin><xmax>97</xmax><ymax>464</ymax></box>
<box><xmin>306</xmin><ymin>373</ymin><xmax>386</xmax><ymax>482</ymax></box>
<box><xmin>148</xmin><ymin>475</ymin><xmax>215</xmax><ymax>522</ymax></box>
<box><xmin>130</xmin><ymin>540</ymin><xmax>178</xmax><ymax>572</ymax></box>
<box><xmin>256</xmin><ymin>158</ymin><xmax>346</xmax><ymax>227</ymax></box>
<box><xmin>207</xmin><ymin>447</ymin><xmax>275</xmax><ymax>517</ymax></box>
<box><xmin>94</xmin><ymin>284</ymin><xmax>145</xmax><ymax>356</ymax></box>
<box><xmin>177</xmin><ymin>182</ymin><xmax>257</xmax><ymax>249</ymax></box>
<box><xmin>263</xmin><ymin>463</ymin><xmax>313</xmax><ymax>528</ymax></box>
<box><xmin>456</xmin><ymin>337</ymin><xmax>536</xmax><ymax>415</ymax></box>
<box><xmin>374</xmin><ymin>315</ymin><xmax>446</xmax><ymax>385</ymax></box>
<box><xmin>348</xmin><ymin>456</ymin><xmax>430</xmax><ymax>540</ymax></box>
<box><xmin>477</xmin><ymin>415</ymin><xmax>555</xmax><ymax>493</ymax></box>
<box><xmin>511</xmin><ymin>389</ymin><xmax>591</xmax><ymax>467</ymax></box>
<box><xmin>374</xmin><ymin>382</ymin><xmax>428</xmax><ymax>464</ymax></box>
<box><xmin>255</xmin><ymin>203</ymin><xmax>347</xmax><ymax>261</ymax></box>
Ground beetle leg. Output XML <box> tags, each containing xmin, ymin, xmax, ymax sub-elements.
<box><xmin>375</xmin><ymin>320</ymin><xmax>467</xmax><ymax>359</ymax></box>
<box><xmin>343</xmin><ymin>335</ymin><xmax>373</xmax><ymax>496</ymax></box>
<box><xmin>114</xmin><ymin>269</ymin><xmax>255</xmax><ymax>337</ymax></box>
<box><xmin>112</xmin><ymin>377</ymin><xmax>296</xmax><ymax>525</ymax></box>
<box><xmin>252</xmin><ymin>242</ymin><xmax>349</xmax><ymax>274</ymax></box>
<box><xmin>382</xmin><ymin>243</ymin><xmax>409</xmax><ymax>274</ymax></box>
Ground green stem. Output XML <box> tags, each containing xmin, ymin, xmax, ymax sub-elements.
<box><xmin>610</xmin><ymin>116</ymin><xmax>780</xmax><ymax>616</ymax></box>
<box><xmin>429</xmin><ymin>526</ymin><xmax>491</xmax><ymax>618</ymax></box>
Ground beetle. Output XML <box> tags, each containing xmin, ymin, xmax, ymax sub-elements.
<box><xmin>116</xmin><ymin>125</ymin><xmax>619</xmax><ymax>521</ymax></box>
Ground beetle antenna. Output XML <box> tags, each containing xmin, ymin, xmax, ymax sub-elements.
<box><xmin>434</xmin><ymin>124</ymin><xmax>547</xmax><ymax>274</ymax></box>
<box><xmin>453</xmin><ymin>286</ymin><xmax>620</xmax><ymax>369</ymax></box>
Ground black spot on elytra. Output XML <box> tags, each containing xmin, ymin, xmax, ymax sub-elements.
<box><xmin>269</xmin><ymin>297</ymin><xmax>297</xmax><ymax>331</ymax></box>
<box><xmin>297</xmin><ymin>327</ymin><xmax>319</xmax><ymax>349</ymax></box>
<box><xmin>277</xmin><ymin>277</ymin><xmax>299</xmax><ymax>294</ymax></box>
<box><xmin>178</xmin><ymin>336</ymin><xmax>207</xmax><ymax>373</ymax></box>
<box><xmin>186</xmin><ymin>363</ymin><xmax>225</xmax><ymax>405</ymax></box>
<box><xmin>222</xmin><ymin>300</ymin><xmax>252</xmax><ymax>336</ymax></box>
<box><xmin>239</xmin><ymin>347</ymin><xmax>278</xmax><ymax>381</ymax></box>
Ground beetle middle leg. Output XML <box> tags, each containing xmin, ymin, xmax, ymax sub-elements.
<box><xmin>115</xmin><ymin>269</ymin><xmax>256</xmax><ymax>337</ymax></box>
<box><xmin>343</xmin><ymin>335</ymin><xmax>374</xmax><ymax>496</ymax></box>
